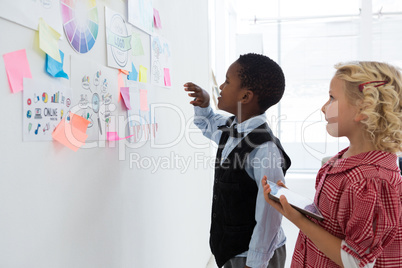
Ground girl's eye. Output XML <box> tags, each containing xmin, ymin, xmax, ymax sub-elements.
<box><xmin>329</xmin><ymin>95</ymin><xmax>334</xmax><ymax>103</ymax></box>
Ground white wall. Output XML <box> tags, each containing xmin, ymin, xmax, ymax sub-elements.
<box><xmin>236</xmin><ymin>34</ymin><xmax>263</xmax><ymax>57</ymax></box>
<box><xmin>0</xmin><ymin>1</ymin><xmax>213</xmax><ymax>267</ymax></box>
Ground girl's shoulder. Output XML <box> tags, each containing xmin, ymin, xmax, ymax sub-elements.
<box><xmin>321</xmin><ymin>150</ymin><xmax>401</xmax><ymax>188</ymax></box>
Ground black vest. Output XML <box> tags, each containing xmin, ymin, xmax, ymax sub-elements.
<box><xmin>210</xmin><ymin>117</ymin><xmax>291</xmax><ymax>267</ymax></box>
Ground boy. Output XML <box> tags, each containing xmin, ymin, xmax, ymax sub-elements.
<box><xmin>184</xmin><ymin>53</ymin><xmax>291</xmax><ymax>268</ymax></box>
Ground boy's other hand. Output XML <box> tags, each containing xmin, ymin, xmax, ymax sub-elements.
<box><xmin>184</xmin><ymin>82</ymin><xmax>210</xmax><ymax>108</ymax></box>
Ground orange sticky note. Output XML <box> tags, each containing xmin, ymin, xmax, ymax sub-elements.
<box><xmin>140</xmin><ymin>89</ymin><xmax>148</xmax><ymax>111</ymax></box>
<box><xmin>3</xmin><ymin>49</ymin><xmax>32</xmax><ymax>93</ymax></box>
<box><xmin>119</xmin><ymin>69</ymin><xmax>129</xmax><ymax>75</ymax></box>
<box><xmin>52</xmin><ymin>113</ymin><xmax>90</xmax><ymax>152</ymax></box>
<box><xmin>70</xmin><ymin>112</ymin><xmax>91</xmax><ymax>133</ymax></box>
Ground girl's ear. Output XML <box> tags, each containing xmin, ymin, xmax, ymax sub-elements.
<box><xmin>354</xmin><ymin>111</ymin><xmax>368</xmax><ymax>122</ymax></box>
<box><xmin>353</xmin><ymin>100</ymin><xmax>367</xmax><ymax>122</ymax></box>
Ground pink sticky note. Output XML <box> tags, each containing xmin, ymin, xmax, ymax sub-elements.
<box><xmin>153</xmin><ymin>8</ymin><xmax>162</xmax><ymax>29</ymax></box>
<box><xmin>164</xmin><ymin>68</ymin><xmax>171</xmax><ymax>86</ymax></box>
<box><xmin>52</xmin><ymin>113</ymin><xmax>90</xmax><ymax>152</ymax></box>
<box><xmin>117</xmin><ymin>71</ymin><xmax>125</xmax><ymax>102</ymax></box>
<box><xmin>140</xmin><ymin>89</ymin><xmax>148</xmax><ymax>111</ymax></box>
<box><xmin>3</xmin><ymin>49</ymin><xmax>32</xmax><ymax>93</ymax></box>
<box><xmin>120</xmin><ymin>87</ymin><xmax>131</xmax><ymax>110</ymax></box>
<box><xmin>107</xmin><ymin>132</ymin><xmax>134</xmax><ymax>141</ymax></box>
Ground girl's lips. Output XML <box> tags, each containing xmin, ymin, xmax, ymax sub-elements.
<box><xmin>326</xmin><ymin>117</ymin><xmax>338</xmax><ymax>124</ymax></box>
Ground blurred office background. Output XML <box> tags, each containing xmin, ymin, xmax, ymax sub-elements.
<box><xmin>207</xmin><ymin>1</ymin><xmax>402</xmax><ymax>266</ymax></box>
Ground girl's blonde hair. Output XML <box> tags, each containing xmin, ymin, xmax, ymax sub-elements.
<box><xmin>335</xmin><ymin>61</ymin><xmax>402</xmax><ymax>153</ymax></box>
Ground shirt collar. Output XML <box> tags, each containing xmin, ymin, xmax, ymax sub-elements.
<box><xmin>231</xmin><ymin>113</ymin><xmax>267</xmax><ymax>135</ymax></box>
<box><xmin>323</xmin><ymin>147</ymin><xmax>399</xmax><ymax>174</ymax></box>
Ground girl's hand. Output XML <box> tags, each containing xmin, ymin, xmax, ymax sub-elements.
<box><xmin>184</xmin><ymin>82</ymin><xmax>210</xmax><ymax>108</ymax></box>
<box><xmin>261</xmin><ymin>176</ymin><xmax>304</xmax><ymax>224</ymax></box>
<box><xmin>262</xmin><ymin>176</ymin><xmax>344</xmax><ymax>266</ymax></box>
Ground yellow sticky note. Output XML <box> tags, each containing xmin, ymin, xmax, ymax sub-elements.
<box><xmin>139</xmin><ymin>65</ymin><xmax>147</xmax><ymax>83</ymax></box>
<box><xmin>38</xmin><ymin>18</ymin><xmax>61</xmax><ymax>62</ymax></box>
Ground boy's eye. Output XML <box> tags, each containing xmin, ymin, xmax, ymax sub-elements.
<box><xmin>329</xmin><ymin>95</ymin><xmax>334</xmax><ymax>103</ymax></box>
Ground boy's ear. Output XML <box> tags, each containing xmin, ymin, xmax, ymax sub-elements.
<box><xmin>240</xmin><ymin>89</ymin><xmax>254</xmax><ymax>104</ymax></box>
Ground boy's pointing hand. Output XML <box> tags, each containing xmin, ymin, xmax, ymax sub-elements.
<box><xmin>184</xmin><ymin>82</ymin><xmax>210</xmax><ymax>108</ymax></box>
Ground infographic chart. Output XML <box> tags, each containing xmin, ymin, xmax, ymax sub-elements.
<box><xmin>61</xmin><ymin>0</ymin><xmax>99</xmax><ymax>53</ymax></box>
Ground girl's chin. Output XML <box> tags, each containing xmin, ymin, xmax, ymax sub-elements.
<box><xmin>326</xmin><ymin>124</ymin><xmax>339</xmax><ymax>137</ymax></box>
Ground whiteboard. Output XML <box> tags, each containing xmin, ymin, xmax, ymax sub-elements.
<box><xmin>0</xmin><ymin>1</ymin><xmax>213</xmax><ymax>267</ymax></box>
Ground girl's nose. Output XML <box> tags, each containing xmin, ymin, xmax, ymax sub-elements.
<box><xmin>321</xmin><ymin>102</ymin><xmax>327</xmax><ymax>114</ymax></box>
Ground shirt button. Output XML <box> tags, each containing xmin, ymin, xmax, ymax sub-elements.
<box><xmin>300</xmin><ymin>243</ymin><xmax>304</xmax><ymax>251</ymax></box>
<box><xmin>213</xmin><ymin>195</ymin><xmax>217</xmax><ymax>200</ymax></box>
<box><xmin>213</xmin><ymin>213</ymin><xmax>217</xmax><ymax>218</ymax></box>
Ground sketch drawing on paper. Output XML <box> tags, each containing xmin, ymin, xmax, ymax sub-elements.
<box><xmin>105</xmin><ymin>7</ymin><xmax>132</xmax><ymax>71</ymax></box>
<box><xmin>151</xmin><ymin>35</ymin><xmax>172</xmax><ymax>88</ymax></box>
<box><xmin>71</xmin><ymin>57</ymin><xmax>118</xmax><ymax>141</ymax></box>
<box><xmin>126</xmin><ymin>82</ymin><xmax>158</xmax><ymax>143</ymax></box>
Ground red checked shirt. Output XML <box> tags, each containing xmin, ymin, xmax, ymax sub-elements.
<box><xmin>291</xmin><ymin>148</ymin><xmax>402</xmax><ymax>268</ymax></box>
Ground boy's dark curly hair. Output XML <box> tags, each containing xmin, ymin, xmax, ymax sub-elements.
<box><xmin>236</xmin><ymin>53</ymin><xmax>285</xmax><ymax>112</ymax></box>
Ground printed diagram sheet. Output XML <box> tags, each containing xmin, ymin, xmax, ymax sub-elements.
<box><xmin>0</xmin><ymin>0</ymin><xmax>63</xmax><ymax>36</ymax></box>
<box><xmin>105</xmin><ymin>6</ymin><xmax>133</xmax><ymax>72</ymax></box>
<box><xmin>60</xmin><ymin>0</ymin><xmax>99</xmax><ymax>54</ymax></box>
<box><xmin>151</xmin><ymin>35</ymin><xmax>172</xmax><ymax>88</ymax></box>
<box><xmin>23</xmin><ymin>78</ymin><xmax>72</xmax><ymax>141</ymax></box>
<box><xmin>70</xmin><ymin>57</ymin><xmax>118</xmax><ymax>141</ymax></box>
<box><xmin>127</xmin><ymin>0</ymin><xmax>153</xmax><ymax>35</ymax></box>
<box><xmin>126</xmin><ymin>81</ymin><xmax>157</xmax><ymax>143</ymax></box>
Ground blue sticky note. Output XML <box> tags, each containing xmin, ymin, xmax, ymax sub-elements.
<box><xmin>46</xmin><ymin>50</ymin><xmax>69</xmax><ymax>79</ymax></box>
<box><xmin>128</xmin><ymin>63</ymin><xmax>138</xmax><ymax>81</ymax></box>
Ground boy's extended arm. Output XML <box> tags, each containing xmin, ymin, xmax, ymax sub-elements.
<box><xmin>184</xmin><ymin>82</ymin><xmax>227</xmax><ymax>144</ymax></box>
<box><xmin>184</xmin><ymin>82</ymin><xmax>210</xmax><ymax>107</ymax></box>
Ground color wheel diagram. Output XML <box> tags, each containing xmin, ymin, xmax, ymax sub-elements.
<box><xmin>61</xmin><ymin>0</ymin><xmax>99</xmax><ymax>53</ymax></box>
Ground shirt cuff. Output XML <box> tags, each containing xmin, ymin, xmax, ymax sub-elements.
<box><xmin>194</xmin><ymin>104</ymin><xmax>212</xmax><ymax>116</ymax></box>
<box><xmin>340</xmin><ymin>240</ymin><xmax>376</xmax><ymax>268</ymax></box>
<box><xmin>245</xmin><ymin>248</ymin><xmax>273</xmax><ymax>268</ymax></box>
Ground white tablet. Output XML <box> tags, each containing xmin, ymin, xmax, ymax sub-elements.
<box><xmin>267</xmin><ymin>181</ymin><xmax>324</xmax><ymax>221</ymax></box>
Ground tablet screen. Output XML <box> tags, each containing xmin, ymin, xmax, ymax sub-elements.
<box><xmin>267</xmin><ymin>181</ymin><xmax>324</xmax><ymax>221</ymax></box>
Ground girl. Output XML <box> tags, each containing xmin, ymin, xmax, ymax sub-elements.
<box><xmin>262</xmin><ymin>61</ymin><xmax>402</xmax><ymax>267</ymax></box>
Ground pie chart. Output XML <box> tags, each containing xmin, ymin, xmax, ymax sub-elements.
<box><xmin>60</xmin><ymin>0</ymin><xmax>99</xmax><ymax>53</ymax></box>
<box><xmin>42</xmin><ymin>92</ymin><xmax>48</xmax><ymax>103</ymax></box>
